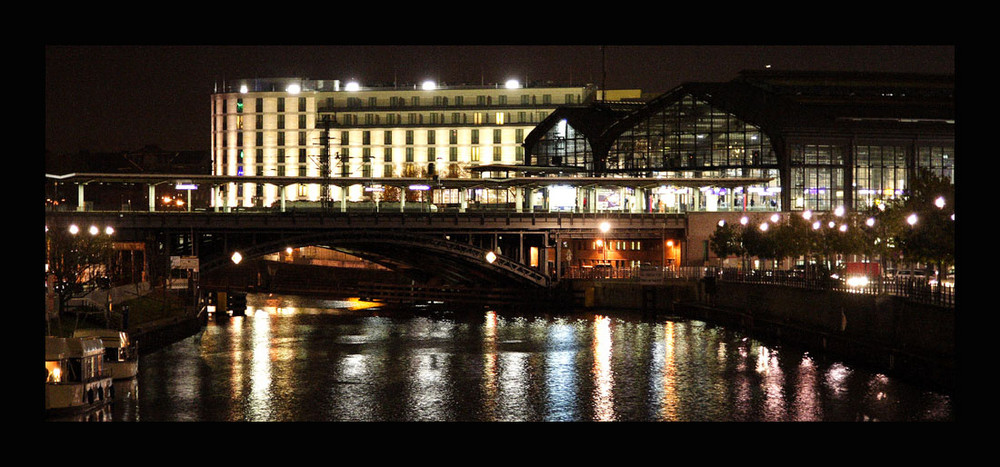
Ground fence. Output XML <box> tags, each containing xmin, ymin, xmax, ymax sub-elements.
<box><xmin>561</xmin><ymin>265</ymin><xmax>955</xmax><ymax>308</ymax></box>
<box><xmin>711</xmin><ymin>267</ymin><xmax>955</xmax><ymax>308</ymax></box>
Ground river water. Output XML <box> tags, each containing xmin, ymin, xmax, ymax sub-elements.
<box><xmin>110</xmin><ymin>293</ymin><xmax>953</xmax><ymax>422</ymax></box>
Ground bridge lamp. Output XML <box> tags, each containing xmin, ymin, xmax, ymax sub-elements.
<box><xmin>740</xmin><ymin>216</ymin><xmax>749</xmax><ymax>226</ymax></box>
<box><xmin>834</xmin><ymin>206</ymin><xmax>845</xmax><ymax>217</ymax></box>
<box><xmin>88</xmin><ymin>225</ymin><xmax>100</xmax><ymax>236</ymax></box>
<box><xmin>907</xmin><ymin>213</ymin><xmax>918</xmax><ymax>226</ymax></box>
<box><xmin>599</xmin><ymin>221</ymin><xmax>611</xmax><ymax>234</ymax></box>
<box><xmin>68</xmin><ymin>224</ymin><xmax>79</xmax><ymax>235</ymax></box>
<box><xmin>231</xmin><ymin>252</ymin><xmax>243</xmax><ymax>265</ymax></box>
<box><xmin>485</xmin><ymin>251</ymin><xmax>497</xmax><ymax>264</ymax></box>
<box><xmin>802</xmin><ymin>210</ymin><xmax>812</xmax><ymax>220</ymax></box>
<box><xmin>105</xmin><ymin>226</ymin><xmax>115</xmax><ymax>235</ymax></box>
<box><xmin>935</xmin><ymin>196</ymin><xmax>946</xmax><ymax>209</ymax></box>
<box><xmin>759</xmin><ymin>222</ymin><xmax>769</xmax><ymax>232</ymax></box>
<box><xmin>865</xmin><ymin>217</ymin><xmax>875</xmax><ymax>227</ymax></box>
<box><xmin>770</xmin><ymin>213</ymin><xmax>780</xmax><ymax>223</ymax></box>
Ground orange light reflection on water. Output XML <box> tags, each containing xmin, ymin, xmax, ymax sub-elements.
<box><xmin>592</xmin><ymin>315</ymin><xmax>614</xmax><ymax>421</ymax></box>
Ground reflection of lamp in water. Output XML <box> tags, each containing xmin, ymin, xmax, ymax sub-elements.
<box><xmin>485</xmin><ymin>251</ymin><xmax>497</xmax><ymax>264</ymax></box>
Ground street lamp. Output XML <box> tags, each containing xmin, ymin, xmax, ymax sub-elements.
<box><xmin>598</xmin><ymin>221</ymin><xmax>611</xmax><ymax>277</ymax></box>
<box><xmin>485</xmin><ymin>251</ymin><xmax>497</xmax><ymax>264</ymax></box>
<box><xmin>231</xmin><ymin>252</ymin><xmax>243</xmax><ymax>265</ymax></box>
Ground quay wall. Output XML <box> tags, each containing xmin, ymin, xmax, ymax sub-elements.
<box><xmin>566</xmin><ymin>279</ymin><xmax>956</xmax><ymax>392</ymax></box>
<box><xmin>130</xmin><ymin>310</ymin><xmax>204</xmax><ymax>353</ymax></box>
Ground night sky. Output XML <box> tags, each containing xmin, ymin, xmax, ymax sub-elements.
<box><xmin>44</xmin><ymin>45</ymin><xmax>954</xmax><ymax>156</ymax></box>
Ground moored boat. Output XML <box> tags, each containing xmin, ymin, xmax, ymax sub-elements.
<box><xmin>45</xmin><ymin>336</ymin><xmax>114</xmax><ymax>416</ymax></box>
<box><xmin>72</xmin><ymin>329</ymin><xmax>138</xmax><ymax>380</ymax></box>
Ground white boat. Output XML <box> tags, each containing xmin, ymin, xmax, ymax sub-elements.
<box><xmin>73</xmin><ymin>329</ymin><xmax>138</xmax><ymax>380</ymax></box>
<box><xmin>45</xmin><ymin>336</ymin><xmax>114</xmax><ymax>416</ymax></box>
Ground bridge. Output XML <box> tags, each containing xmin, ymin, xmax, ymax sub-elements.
<box><xmin>44</xmin><ymin>209</ymin><xmax>688</xmax><ymax>290</ymax></box>
<box><xmin>45</xmin><ymin>171</ymin><xmax>763</xmax><ymax>291</ymax></box>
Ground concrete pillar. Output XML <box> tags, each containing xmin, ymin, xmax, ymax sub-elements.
<box><xmin>515</xmin><ymin>187</ymin><xmax>523</xmax><ymax>213</ymax></box>
<box><xmin>528</xmin><ymin>188</ymin><xmax>535</xmax><ymax>213</ymax></box>
<box><xmin>341</xmin><ymin>185</ymin><xmax>347</xmax><ymax>212</ymax></box>
<box><xmin>400</xmin><ymin>189</ymin><xmax>406</xmax><ymax>212</ymax></box>
<box><xmin>280</xmin><ymin>185</ymin><xmax>286</xmax><ymax>212</ymax></box>
<box><xmin>77</xmin><ymin>184</ymin><xmax>85</xmax><ymax>211</ymax></box>
<box><xmin>148</xmin><ymin>184</ymin><xmax>156</xmax><ymax>212</ymax></box>
<box><xmin>459</xmin><ymin>189</ymin><xmax>467</xmax><ymax>213</ymax></box>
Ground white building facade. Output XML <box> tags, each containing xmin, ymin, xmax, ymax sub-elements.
<box><xmin>211</xmin><ymin>78</ymin><xmax>596</xmax><ymax>208</ymax></box>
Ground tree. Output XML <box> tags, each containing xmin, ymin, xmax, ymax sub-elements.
<box><xmin>890</xmin><ymin>169</ymin><xmax>955</xmax><ymax>276</ymax></box>
<box><xmin>708</xmin><ymin>221</ymin><xmax>744</xmax><ymax>263</ymax></box>
<box><xmin>46</xmin><ymin>225</ymin><xmax>115</xmax><ymax>314</ymax></box>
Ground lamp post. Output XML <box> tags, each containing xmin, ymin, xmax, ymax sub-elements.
<box><xmin>599</xmin><ymin>221</ymin><xmax>611</xmax><ymax>278</ymax></box>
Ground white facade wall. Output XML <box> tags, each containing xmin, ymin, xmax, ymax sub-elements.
<box><xmin>212</xmin><ymin>80</ymin><xmax>593</xmax><ymax>208</ymax></box>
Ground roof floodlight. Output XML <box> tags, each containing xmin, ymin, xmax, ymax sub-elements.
<box><xmin>421</xmin><ymin>80</ymin><xmax>437</xmax><ymax>91</ymax></box>
<box><xmin>344</xmin><ymin>81</ymin><xmax>361</xmax><ymax>92</ymax></box>
<box><xmin>505</xmin><ymin>79</ymin><xmax>520</xmax><ymax>89</ymax></box>
<box><xmin>286</xmin><ymin>83</ymin><xmax>301</xmax><ymax>94</ymax></box>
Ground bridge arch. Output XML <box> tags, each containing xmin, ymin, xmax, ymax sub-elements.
<box><xmin>200</xmin><ymin>230</ymin><xmax>549</xmax><ymax>288</ymax></box>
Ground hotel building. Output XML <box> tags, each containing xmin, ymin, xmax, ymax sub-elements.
<box><xmin>210</xmin><ymin>78</ymin><xmax>602</xmax><ymax>208</ymax></box>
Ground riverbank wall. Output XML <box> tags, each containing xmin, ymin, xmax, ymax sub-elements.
<box><xmin>563</xmin><ymin>279</ymin><xmax>957</xmax><ymax>392</ymax></box>
<box><xmin>130</xmin><ymin>308</ymin><xmax>204</xmax><ymax>353</ymax></box>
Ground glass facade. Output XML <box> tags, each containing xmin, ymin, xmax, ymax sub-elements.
<box><xmin>607</xmin><ymin>95</ymin><xmax>776</xmax><ymax>175</ymax></box>
<box><xmin>529</xmin><ymin>119</ymin><xmax>593</xmax><ymax>172</ymax></box>
<box><xmin>790</xmin><ymin>144</ymin><xmax>846</xmax><ymax>211</ymax></box>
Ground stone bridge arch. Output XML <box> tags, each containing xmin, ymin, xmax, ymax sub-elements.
<box><xmin>199</xmin><ymin>230</ymin><xmax>549</xmax><ymax>288</ymax></box>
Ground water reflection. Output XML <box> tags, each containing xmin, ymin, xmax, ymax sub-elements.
<box><xmin>119</xmin><ymin>294</ymin><xmax>953</xmax><ymax>422</ymax></box>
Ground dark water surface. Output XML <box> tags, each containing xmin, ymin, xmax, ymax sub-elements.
<box><xmin>113</xmin><ymin>294</ymin><xmax>953</xmax><ymax>422</ymax></box>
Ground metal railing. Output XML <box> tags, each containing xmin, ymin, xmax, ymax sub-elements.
<box><xmin>560</xmin><ymin>265</ymin><xmax>955</xmax><ymax>308</ymax></box>
<box><xmin>711</xmin><ymin>267</ymin><xmax>955</xmax><ymax>308</ymax></box>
